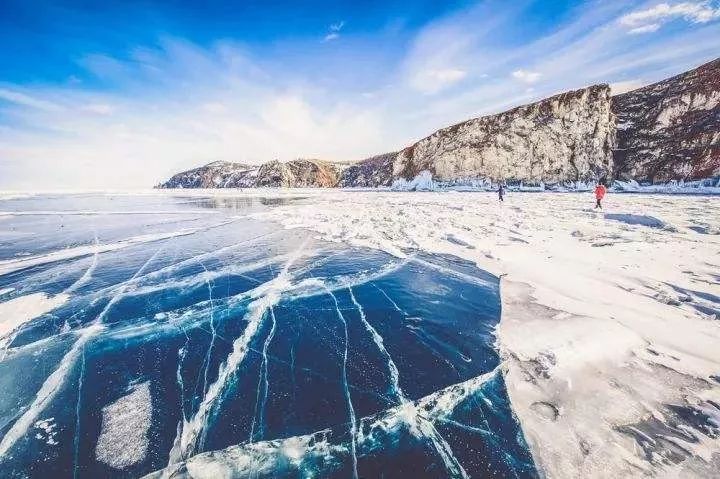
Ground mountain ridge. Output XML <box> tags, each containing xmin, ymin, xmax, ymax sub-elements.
<box><xmin>157</xmin><ymin>58</ymin><xmax>719</xmax><ymax>189</ymax></box>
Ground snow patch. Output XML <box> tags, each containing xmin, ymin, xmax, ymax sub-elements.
<box><xmin>33</xmin><ymin>418</ymin><xmax>58</xmax><ymax>446</ymax></box>
<box><xmin>0</xmin><ymin>292</ymin><xmax>69</xmax><ymax>338</ymax></box>
<box><xmin>95</xmin><ymin>381</ymin><xmax>153</xmax><ymax>469</ymax></box>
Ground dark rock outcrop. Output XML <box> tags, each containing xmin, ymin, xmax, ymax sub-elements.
<box><xmin>612</xmin><ymin>58</ymin><xmax>720</xmax><ymax>182</ymax></box>
<box><xmin>338</xmin><ymin>153</ymin><xmax>396</xmax><ymax>187</ymax></box>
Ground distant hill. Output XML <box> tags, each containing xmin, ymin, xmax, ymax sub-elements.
<box><xmin>157</xmin><ymin>159</ymin><xmax>347</xmax><ymax>188</ymax></box>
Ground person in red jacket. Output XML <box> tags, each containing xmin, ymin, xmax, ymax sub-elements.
<box><xmin>594</xmin><ymin>182</ymin><xmax>607</xmax><ymax>209</ymax></box>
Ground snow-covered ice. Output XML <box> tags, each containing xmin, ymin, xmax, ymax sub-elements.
<box><xmin>252</xmin><ymin>189</ymin><xmax>720</xmax><ymax>478</ymax></box>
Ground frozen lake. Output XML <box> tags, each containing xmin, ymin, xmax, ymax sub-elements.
<box><xmin>0</xmin><ymin>193</ymin><xmax>536</xmax><ymax>478</ymax></box>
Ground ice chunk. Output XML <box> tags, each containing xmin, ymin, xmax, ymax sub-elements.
<box><xmin>391</xmin><ymin>171</ymin><xmax>436</xmax><ymax>191</ymax></box>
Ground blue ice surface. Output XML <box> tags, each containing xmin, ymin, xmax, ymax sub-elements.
<box><xmin>0</xmin><ymin>193</ymin><xmax>537</xmax><ymax>478</ymax></box>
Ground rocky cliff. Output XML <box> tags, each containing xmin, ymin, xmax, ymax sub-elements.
<box><xmin>338</xmin><ymin>152</ymin><xmax>396</xmax><ymax>187</ymax></box>
<box><xmin>157</xmin><ymin>159</ymin><xmax>344</xmax><ymax>188</ymax></box>
<box><xmin>612</xmin><ymin>58</ymin><xmax>720</xmax><ymax>182</ymax></box>
<box><xmin>339</xmin><ymin>85</ymin><xmax>616</xmax><ymax>187</ymax></box>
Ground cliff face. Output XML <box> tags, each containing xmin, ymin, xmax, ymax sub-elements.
<box><xmin>338</xmin><ymin>153</ymin><xmax>396</xmax><ymax>187</ymax></box>
<box><xmin>253</xmin><ymin>159</ymin><xmax>344</xmax><ymax>187</ymax></box>
<box><xmin>338</xmin><ymin>85</ymin><xmax>616</xmax><ymax>187</ymax></box>
<box><xmin>612</xmin><ymin>58</ymin><xmax>720</xmax><ymax>182</ymax></box>
<box><xmin>157</xmin><ymin>159</ymin><xmax>344</xmax><ymax>188</ymax></box>
<box><xmin>395</xmin><ymin>85</ymin><xmax>615</xmax><ymax>184</ymax></box>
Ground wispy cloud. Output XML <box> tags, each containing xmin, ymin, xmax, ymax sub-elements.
<box><xmin>410</xmin><ymin>68</ymin><xmax>467</xmax><ymax>94</ymax></box>
<box><xmin>323</xmin><ymin>20</ymin><xmax>345</xmax><ymax>42</ymax></box>
<box><xmin>0</xmin><ymin>88</ymin><xmax>62</xmax><ymax>111</ymax></box>
<box><xmin>511</xmin><ymin>69</ymin><xmax>542</xmax><ymax>84</ymax></box>
<box><xmin>81</xmin><ymin>103</ymin><xmax>114</xmax><ymax>115</ymax></box>
<box><xmin>619</xmin><ymin>1</ymin><xmax>720</xmax><ymax>34</ymax></box>
<box><xmin>628</xmin><ymin>23</ymin><xmax>662</xmax><ymax>33</ymax></box>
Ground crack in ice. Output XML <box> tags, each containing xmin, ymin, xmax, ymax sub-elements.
<box><xmin>198</xmin><ymin>261</ymin><xmax>217</xmax><ymax>399</ymax></box>
<box><xmin>72</xmin><ymin>346</ymin><xmax>86</xmax><ymax>479</ymax></box>
<box><xmin>327</xmin><ymin>287</ymin><xmax>359</xmax><ymax>479</ymax></box>
<box><xmin>348</xmin><ymin>286</ymin><xmax>406</xmax><ymax>403</ymax></box>
<box><xmin>168</xmin><ymin>241</ymin><xmax>309</xmax><ymax>463</ymax></box>
<box><xmin>348</xmin><ymin>286</ymin><xmax>466</xmax><ymax>477</ymax></box>
<box><xmin>64</xmin><ymin>233</ymin><xmax>99</xmax><ymax>295</ymax></box>
<box><xmin>145</xmin><ymin>368</ymin><xmax>502</xmax><ymax>479</ymax></box>
<box><xmin>0</xmin><ymin>221</ymin><xmax>227</xmax><ymax>277</ymax></box>
<box><xmin>250</xmin><ymin>307</ymin><xmax>277</xmax><ymax>443</ymax></box>
<box><xmin>414</xmin><ymin>414</ymin><xmax>470</xmax><ymax>479</ymax></box>
<box><xmin>371</xmin><ymin>282</ymin><xmax>405</xmax><ymax>315</ymax></box>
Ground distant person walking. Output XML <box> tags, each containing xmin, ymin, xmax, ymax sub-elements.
<box><xmin>594</xmin><ymin>182</ymin><xmax>607</xmax><ymax>209</ymax></box>
<box><xmin>498</xmin><ymin>183</ymin><xmax>505</xmax><ymax>202</ymax></box>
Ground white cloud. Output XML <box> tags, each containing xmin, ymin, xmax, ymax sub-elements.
<box><xmin>628</xmin><ymin>23</ymin><xmax>662</xmax><ymax>33</ymax></box>
<box><xmin>323</xmin><ymin>20</ymin><xmax>345</xmax><ymax>42</ymax></box>
<box><xmin>0</xmin><ymin>88</ymin><xmax>62</xmax><ymax>111</ymax></box>
<box><xmin>201</xmin><ymin>102</ymin><xmax>226</xmax><ymax>114</ymax></box>
<box><xmin>410</xmin><ymin>68</ymin><xmax>467</xmax><ymax>94</ymax></box>
<box><xmin>619</xmin><ymin>2</ymin><xmax>720</xmax><ymax>34</ymax></box>
<box><xmin>81</xmin><ymin>103</ymin><xmax>114</xmax><ymax>115</ymax></box>
<box><xmin>511</xmin><ymin>69</ymin><xmax>542</xmax><ymax>83</ymax></box>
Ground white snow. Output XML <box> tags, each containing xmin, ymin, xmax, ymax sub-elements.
<box><xmin>32</xmin><ymin>418</ymin><xmax>58</xmax><ymax>446</ymax></box>
<box><xmin>245</xmin><ymin>189</ymin><xmax>720</xmax><ymax>478</ymax></box>
<box><xmin>95</xmin><ymin>381</ymin><xmax>153</xmax><ymax>469</ymax></box>
<box><xmin>0</xmin><ymin>292</ymin><xmax>69</xmax><ymax>338</ymax></box>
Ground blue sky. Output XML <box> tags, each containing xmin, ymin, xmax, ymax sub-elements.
<box><xmin>0</xmin><ymin>0</ymin><xmax>719</xmax><ymax>189</ymax></box>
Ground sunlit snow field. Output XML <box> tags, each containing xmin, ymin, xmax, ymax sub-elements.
<box><xmin>0</xmin><ymin>193</ymin><xmax>537</xmax><ymax>478</ymax></box>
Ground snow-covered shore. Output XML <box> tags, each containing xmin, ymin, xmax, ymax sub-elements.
<box><xmin>249</xmin><ymin>190</ymin><xmax>720</xmax><ymax>478</ymax></box>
